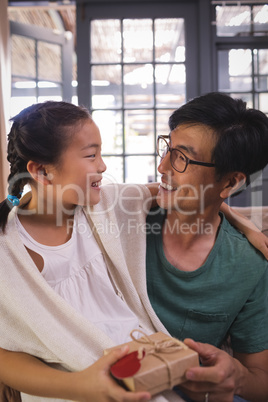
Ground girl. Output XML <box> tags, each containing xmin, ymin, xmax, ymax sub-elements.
<box><xmin>0</xmin><ymin>101</ymin><xmax>266</xmax><ymax>402</ymax></box>
<box><xmin>0</xmin><ymin>101</ymin><xmax>180</xmax><ymax>402</ymax></box>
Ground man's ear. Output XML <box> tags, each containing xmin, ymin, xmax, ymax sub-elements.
<box><xmin>220</xmin><ymin>172</ymin><xmax>246</xmax><ymax>199</ymax></box>
<box><xmin>26</xmin><ymin>161</ymin><xmax>51</xmax><ymax>185</ymax></box>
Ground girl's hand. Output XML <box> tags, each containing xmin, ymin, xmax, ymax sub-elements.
<box><xmin>245</xmin><ymin>229</ymin><xmax>268</xmax><ymax>260</ymax></box>
<box><xmin>73</xmin><ymin>347</ymin><xmax>151</xmax><ymax>402</ymax></box>
<box><xmin>0</xmin><ymin>346</ymin><xmax>151</xmax><ymax>402</ymax></box>
<box><xmin>220</xmin><ymin>203</ymin><xmax>268</xmax><ymax>260</ymax></box>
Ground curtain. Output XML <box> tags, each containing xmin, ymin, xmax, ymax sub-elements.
<box><xmin>0</xmin><ymin>0</ymin><xmax>11</xmax><ymax>201</ymax></box>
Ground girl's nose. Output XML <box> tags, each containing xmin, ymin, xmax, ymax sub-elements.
<box><xmin>99</xmin><ymin>157</ymin><xmax>107</xmax><ymax>173</ymax></box>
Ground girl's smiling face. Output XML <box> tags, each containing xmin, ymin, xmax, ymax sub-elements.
<box><xmin>46</xmin><ymin>118</ymin><xmax>106</xmax><ymax>209</ymax></box>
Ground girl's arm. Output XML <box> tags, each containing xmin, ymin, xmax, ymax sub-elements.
<box><xmin>0</xmin><ymin>347</ymin><xmax>151</xmax><ymax>402</ymax></box>
<box><xmin>221</xmin><ymin>203</ymin><xmax>268</xmax><ymax>260</ymax></box>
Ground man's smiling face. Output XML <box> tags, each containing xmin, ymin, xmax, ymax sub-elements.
<box><xmin>156</xmin><ymin>123</ymin><xmax>224</xmax><ymax>215</ymax></box>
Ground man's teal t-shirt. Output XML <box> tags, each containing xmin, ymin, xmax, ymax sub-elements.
<box><xmin>146</xmin><ymin>207</ymin><xmax>268</xmax><ymax>353</ymax></box>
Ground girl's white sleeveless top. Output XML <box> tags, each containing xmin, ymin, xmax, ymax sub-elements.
<box><xmin>15</xmin><ymin>207</ymin><xmax>141</xmax><ymax>345</ymax></box>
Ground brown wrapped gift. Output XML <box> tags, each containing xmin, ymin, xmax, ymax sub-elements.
<box><xmin>104</xmin><ymin>330</ymin><xmax>199</xmax><ymax>396</ymax></box>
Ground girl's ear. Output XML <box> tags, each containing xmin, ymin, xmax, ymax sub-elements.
<box><xmin>220</xmin><ymin>172</ymin><xmax>247</xmax><ymax>199</ymax></box>
<box><xmin>26</xmin><ymin>161</ymin><xmax>51</xmax><ymax>185</ymax></box>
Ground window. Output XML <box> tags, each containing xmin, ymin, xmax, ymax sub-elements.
<box><xmin>76</xmin><ymin>2</ymin><xmax>198</xmax><ymax>184</ymax></box>
<box><xmin>215</xmin><ymin>3</ymin><xmax>268</xmax><ymax>111</ymax></box>
<box><xmin>10</xmin><ymin>20</ymin><xmax>73</xmax><ymax>117</ymax></box>
<box><xmin>213</xmin><ymin>2</ymin><xmax>268</xmax><ymax>206</ymax></box>
<box><xmin>218</xmin><ymin>48</ymin><xmax>268</xmax><ymax>112</ymax></box>
<box><xmin>90</xmin><ymin>18</ymin><xmax>185</xmax><ymax>184</ymax></box>
<box><xmin>215</xmin><ymin>4</ymin><xmax>268</xmax><ymax>37</ymax></box>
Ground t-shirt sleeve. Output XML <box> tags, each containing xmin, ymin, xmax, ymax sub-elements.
<box><xmin>230</xmin><ymin>267</ymin><xmax>268</xmax><ymax>353</ymax></box>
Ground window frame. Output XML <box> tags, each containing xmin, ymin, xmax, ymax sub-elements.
<box><xmin>10</xmin><ymin>20</ymin><xmax>73</xmax><ymax>103</ymax></box>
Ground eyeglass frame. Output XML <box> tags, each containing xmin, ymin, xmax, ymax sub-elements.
<box><xmin>157</xmin><ymin>135</ymin><xmax>216</xmax><ymax>173</ymax></box>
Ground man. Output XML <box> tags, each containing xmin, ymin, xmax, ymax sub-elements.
<box><xmin>146</xmin><ymin>92</ymin><xmax>268</xmax><ymax>401</ymax></box>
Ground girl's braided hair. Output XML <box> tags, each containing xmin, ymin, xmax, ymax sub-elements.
<box><xmin>0</xmin><ymin>101</ymin><xmax>91</xmax><ymax>232</ymax></box>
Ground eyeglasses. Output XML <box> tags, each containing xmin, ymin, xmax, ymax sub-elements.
<box><xmin>157</xmin><ymin>135</ymin><xmax>215</xmax><ymax>173</ymax></box>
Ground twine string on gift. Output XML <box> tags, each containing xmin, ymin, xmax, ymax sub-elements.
<box><xmin>130</xmin><ymin>329</ymin><xmax>188</xmax><ymax>389</ymax></box>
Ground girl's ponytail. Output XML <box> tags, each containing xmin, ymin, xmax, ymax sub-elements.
<box><xmin>0</xmin><ymin>201</ymin><xmax>13</xmax><ymax>232</ymax></box>
<box><xmin>0</xmin><ymin>124</ymin><xmax>28</xmax><ymax>232</ymax></box>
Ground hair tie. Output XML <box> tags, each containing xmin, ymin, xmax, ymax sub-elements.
<box><xmin>7</xmin><ymin>192</ymin><xmax>22</xmax><ymax>207</ymax></box>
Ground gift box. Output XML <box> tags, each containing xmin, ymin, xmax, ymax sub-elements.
<box><xmin>104</xmin><ymin>330</ymin><xmax>199</xmax><ymax>396</ymax></box>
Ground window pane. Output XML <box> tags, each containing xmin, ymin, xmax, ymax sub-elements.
<box><xmin>228</xmin><ymin>49</ymin><xmax>252</xmax><ymax>76</ymax></box>
<box><xmin>231</xmin><ymin>93</ymin><xmax>253</xmax><ymax>108</ymax></box>
<box><xmin>10</xmin><ymin>96</ymin><xmax>37</xmax><ymax>117</ymax></box>
<box><xmin>259</xmin><ymin>93</ymin><xmax>268</xmax><ymax>114</ymax></box>
<box><xmin>255</xmin><ymin>76</ymin><xmax>268</xmax><ymax>91</ymax></box>
<box><xmin>91</xmin><ymin>65</ymin><xmax>122</xmax><ymax>108</ymax></box>
<box><xmin>254</xmin><ymin>49</ymin><xmax>268</xmax><ymax>91</ymax></box>
<box><xmin>228</xmin><ymin>76</ymin><xmax>252</xmax><ymax>92</ymax></box>
<box><xmin>38</xmin><ymin>95</ymin><xmax>62</xmax><ymax>103</ymax></box>
<box><xmin>155</xmin><ymin>18</ymin><xmax>185</xmax><ymax>62</ymax></box>
<box><xmin>218</xmin><ymin>49</ymin><xmax>252</xmax><ymax>91</ymax></box>
<box><xmin>123</xmin><ymin>19</ymin><xmax>153</xmax><ymax>62</ymax></box>
<box><xmin>216</xmin><ymin>5</ymin><xmax>251</xmax><ymax>37</ymax></box>
<box><xmin>12</xmin><ymin>77</ymin><xmax>36</xmax><ymax>92</ymax></box>
<box><xmin>91</xmin><ymin>20</ymin><xmax>121</xmax><ymax>63</ymax></box>
<box><xmin>125</xmin><ymin>109</ymin><xmax>154</xmax><ymax>154</ymax></box>
<box><xmin>38</xmin><ymin>81</ymin><xmax>62</xmax><ymax>99</ymax></box>
<box><xmin>255</xmin><ymin>49</ymin><xmax>268</xmax><ymax>74</ymax></box>
<box><xmin>156</xmin><ymin>109</ymin><xmax>175</xmax><ymax>135</ymax></box>
<box><xmin>125</xmin><ymin>155</ymin><xmax>155</xmax><ymax>183</ymax></box>
<box><xmin>38</xmin><ymin>41</ymin><xmax>61</xmax><ymax>81</ymax></box>
<box><xmin>124</xmin><ymin>64</ymin><xmax>153</xmax><ymax>107</ymax></box>
<box><xmin>102</xmin><ymin>156</ymin><xmax>123</xmax><ymax>183</ymax></box>
<box><xmin>155</xmin><ymin>64</ymin><xmax>185</xmax><ymax>107</ymax></box>
<box><xmin>92</xmin><ymin>110</ymin><xmax>123</xmax><ymax>154</ymax></box>
<box><xmin>253</xmin><ymin>5</ymin><xmax>268</xmax><ymax>34</ymax></box>
<box><xmin>12</xmin><ymin>35</ymin><xmax>36</xmax><ymax>78</ymax></box>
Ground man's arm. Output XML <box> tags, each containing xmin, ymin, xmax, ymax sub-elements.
<box><xmin>0</xmin><ymin>347</ymin><xmax>151</xmax><ymax>402</ymax></box>
<box><xmin>179</xmin><ymin>339</ymin><xmax>268</xmax><ymax>402</ymax></box>
<box><xmin>233</xmin><ymin>349</ymin><xmax>268</xmax><ymax>400</ymax></box>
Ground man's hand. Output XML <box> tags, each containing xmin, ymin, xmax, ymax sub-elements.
<box><xmin>177</xmin><ymin>339</ymin><xmax>238</xmax><ymax>402</ymax></box>
<box><xmin>178</xmin><ymin>339</ymin><xmax>268</xmax><ymax>402</ymax></box>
